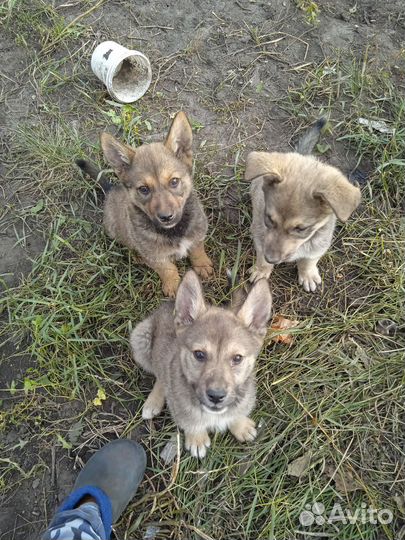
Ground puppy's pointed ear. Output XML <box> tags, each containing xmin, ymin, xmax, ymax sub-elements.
<box><xmin>245</xmin><ymin>151</ymin><xmax>283</xmax><ymax>186</ymax></box>
<box><xmin>237</xmin><ymin>279</ymin><xmax>272</xmax><ymax>336</ymax></box>
<box><xmin>174</xmin><ymin>270</ymin><xmax>206</xmax><ymax>328</ymax></box>
<box><xmin>100</xmin><ymin>132</ymin><xmax>135</xmax><ymax>176</ymax></box>
<box><xmin>165</xmin><ymin>111</ymin><xmax>193</xmax><ymax>169</ymax></box>
<box><xmin>314</xmin><ymin>169</ymin><xmax>361</xmax><ymax>222</ymax></box>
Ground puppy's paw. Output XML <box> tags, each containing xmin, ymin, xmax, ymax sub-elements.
<box><xmin>229</xmin><ymin>417</ymin><xmax>257</xmax><ymax>442</ymax></box>
<box><xmin>162</xmin><ymin>276</ymin><xmax>181</xmax><ymax>298</ymax></box>
<box><xmin>192</xmin><ymin>257</ymin><xmax>214</xmax><ymax>280</ymax></box>
<box><xmin>249</xmin><ymin>265</ymin><xmax>273</xmax><ymax>283</ymax></box>
<box><xmin>184</xmin><ymin>431</ymin><xmax>211</xmax><ymax>458</ymax></box>
<box><xmin>142</xmin><ymin>393</ymin><xmax>165</xmax><ymax>420</ymax></box>
<box><xmin>298</xmin><ymin>266</ymin><xmax>322</xmax><ymax>292</ymax></box>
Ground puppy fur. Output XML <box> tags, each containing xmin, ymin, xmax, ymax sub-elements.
<box><xmin>99</xmin><ymin>112</ymin><xmax>213</xmax><ymax>297</ymax></box>
<box><xmin>130</xmin><ymin>270</ymin><xmax>272</xmax><ymax>458</ymax></box>
<box><xmin>246</xmin><ymin>151</ymin><xmax>361</xmax><ymax>291</ymax></box>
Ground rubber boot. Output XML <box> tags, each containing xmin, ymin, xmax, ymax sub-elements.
<box><xmin>58</xmin><ymin>439</ymin><xmax>146</xmax><ymax>538</ymax></box>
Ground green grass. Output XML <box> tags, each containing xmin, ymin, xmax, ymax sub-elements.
<box><xmin>294</xmin><ymin>0</ymin><xmax>320</xmax><ymax>24</ymax></box>
<box><xmin>1</xmin><ymin>4</ymin><xmax>404</xmax><ymax>539</ymax></box>
<box><xmin>284</xmin><ymin>53</ymin><xmax>405</xmax><ymax>206</ymax></box>
<box><xmin>0</xmin><ymin>0</ymin><xmax>94</xmax><ymax>49</ymax></box>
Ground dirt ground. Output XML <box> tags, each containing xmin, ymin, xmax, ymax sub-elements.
<box><xmin>1</xmin><ymin>1</ymin><xmax>404</xmax><ymax>539</ymax></box>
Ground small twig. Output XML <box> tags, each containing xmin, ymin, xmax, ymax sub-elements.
<box><xmin>139</xmin><ymin>25</ymin><xmax>174</xmax><ymax>30</ymax></box>
<box><xmin>255</xmin><ymin>36</ymin><xmax>286</xmax><ymax>46</ymax></box>
<box><xmin>125</xmin><ymin>35</ymin><xmax>149</xmax><ymax>42</ymax></box>
<box><xmin>211</xmin><ymin>11</ymin><xmax>225</xmax><ymax>22</ymax></box>
<box><xmin>58</xmin><ymin>1</ymin><xmax>83</xmax><ymax>8</ymax></box>
<box><xmin>235</xmin><ymin>0</ymin><xmax>252</xmax><ymax>11</ymax></box>
<box><xmin>222</xmin><ymin>122</ymin><xmax>265</xmax><ymax>150</ymax></box>
<box><xmin>289</xmin><ymin>62</ymin><xmax>313</xmax><ymax>71</ymax></box>
<box><xmin>51</xmin><ymin>445</ymin><xmax>56</xmax><ymax>490</ymax></box>
<box><xmin>152</xmin><ymin>54</ymin><xmax>182</xmax><ymax>94</ymax></box>
<box><xmin>144</xmin><ymin>520</ymin><xmax>216</xmax><ymax>540</ymax></box>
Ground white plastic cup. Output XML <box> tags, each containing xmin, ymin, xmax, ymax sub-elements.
<box><xmin>91</xmin><ymin>41</ymin><xmax>152</xmax><ymax>103</ymax></box>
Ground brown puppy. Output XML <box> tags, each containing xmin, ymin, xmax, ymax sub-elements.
<box><xmin>130</xmin><ymin>270</ymin><xmax>272</xmax><ymax>458</ymax></box>
<box><xmin>246</xmin><ymin>151</ymin><xmax>361</xmax><ymax>291</ymax></box>
<box><xmin>78</xmin><ymin>112</ymin><xmax>213</xmax><ymax>296</ymax></box>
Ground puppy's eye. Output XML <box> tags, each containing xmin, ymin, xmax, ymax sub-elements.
<box><xmin>293</xmin><ymin>225</ymin><xmax>308</xmax><ymax>233</ymax></box>
<box><xmin>231</xmin><ymin>354</ymin><xmax>243</xmax><ymax>366</ymax></box>
<box><xmin>169</xmin><ymin>177</ymin><xmax>180</xmax><ymax>188</ymax></box>
<box><xmin>264</xmin><ymin>214</ymin><xmax>274</xmax><ymax>229</ymax></box>
<box><xmin>193</xmin><ymin>350</ymin><xmax>207</xmax><ymax>362</ymax></box>
<box><xmin>137</xmin><ymin>185</ymin><xmax>150</xmax><ymax>196</ymax></box>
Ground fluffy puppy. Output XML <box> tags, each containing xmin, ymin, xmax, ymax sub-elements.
<box><xmin>246</xmin><ymin>151</ymin><xmax>361</xmax><ymax>291</ymax></box>
<box><xmin>130</xmin><ymin>270</ymin><xmax>272</xmax><ymax>458</ymax></box>
<box><xmin>77</xmin><ymin>112</ymin><xmax>213</xmax><ymax>297</ymax></box>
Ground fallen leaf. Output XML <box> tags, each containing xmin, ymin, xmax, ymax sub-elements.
<box><xmin>160</xmin><ymin>434</ymin><xmax>179</xmax><ymax>464</ymax></box>
<box><xmin>67</xmin><ymin>420</ymin><xmax>84</xmax><ymax>446</ymax></box>
<box><xmin>269</xmin><ymin>315</ymin><xmax>299</xmax><ymax>345</ymax></box>
<box><xmin>316</xmin><ymin>142</ymin><xmax>331</xmax><ymax>154</ymax></box>
<box><xmin>324</xmin><ymin>463</ymin><xmax>363</xmax><ymax>494</ymax></box>
<box><xmin>343</xmin><ymin>337</ymin><xmax>371</xmax><ymax>369</ymax></box>
<box><xmin>32</xmin><ymin>478</ymin><xmax>40</xmax><ymax>490</ymax></box>
<box><xmin>30</xmin><ymin>199</ymin><xmax>44</xmax><ymax>214</ymax></box>
<box><xmin>358</xmin><ymin>118</ymin><xmax>395</xmax><ymax>134</ymax></box>
<box><xmin>375</xmin><ymin>319</ymin><xmax>397</xmax><ymax>336</ymax></box>
<box><xmin>288</xmin><ymin>451</ymin><xmax>311</xmax><ymax>478</ymax></box>
<box><xmin>56</xmin><ymin>433</ymin><xmax>72</xmax><ymax>450</ymax></box>
<box><xmin>393</xmin><ymin>494</ymin><xmax>405</xmax><ymax>515</ymax></box>
<box><xmin>143</xmin><ymin>525</ymin><xmax>161</xmax><ymax>540</ymax></box>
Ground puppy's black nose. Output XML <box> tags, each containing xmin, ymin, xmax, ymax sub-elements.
<box><xmin>157</xmin><ymin>213</ymin><xmax>174</xmax><ymax>223</ymax></box>
<box><xmin>206</xmin><ymin>388</ymin><xmax>227</xmax><ymax>404</ymax></box>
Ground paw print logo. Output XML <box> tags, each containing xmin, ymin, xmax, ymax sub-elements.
<box><xmin>299</xmin><ymin>502</ymin><xmax>326</xmax><ymax>527</ymax></box>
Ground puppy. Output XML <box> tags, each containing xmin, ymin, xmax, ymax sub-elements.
<box><xmin>77</xmin><ymin>112</ymin><xmax>213</xmax><ymax>297</ymax></box>
<box><xmin>130</xmin><ymin>270</ymin><xmax>272</xmax><ymax>458</ymax></box>
<box><xmin>246</xmin><ymin>122</ymin><xmax>361</xmax><ymax>292</ymax></box>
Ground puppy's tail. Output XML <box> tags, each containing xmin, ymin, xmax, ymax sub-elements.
<box><xmin>295</xmin><ymin>118</ymin><xmax>326</xmax><ymax>155</ymax></box>
<box><xmin>75</xmin><ymin>158</ymin><xmax>113</xmax><ymax>193</ymax></box>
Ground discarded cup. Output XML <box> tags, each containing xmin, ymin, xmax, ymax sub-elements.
<box><xmin>91</xmin><ymin>41</ymin><xmax>152</xmax><ymax>103</ymax></box>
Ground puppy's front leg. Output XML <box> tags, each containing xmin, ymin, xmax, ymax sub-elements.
<box><xmin>297</xmin><ymin>257</ymin><xmax>322</xmax><ymax>292</ymax></box>
<box><xmin>148</xmin><ymin>260</ymin><xmax>181</xmax><ymax>297</ymax></box>
<box><xmin>189</xmin><ymin>242</ymin><xmax>214</xmax><ymax>279</ymax></box>
<box><xmin>142</xmin><ymin>380</ymin><xmax>165</xmax><ymax>419</ymax></box>
<box><xmin>184</xmin><ymin>430</ymin><xmax>211</xmax><ymax>458</ymax></box>
<box><xmin>249</xmin><ymin>249</ymin><xmax>274</xmax><ymax>283</ymax></box>
<box><xmin>229</xmin><ymin>416</ymin><xmax>257</xmax><ymax>442</ymax></box>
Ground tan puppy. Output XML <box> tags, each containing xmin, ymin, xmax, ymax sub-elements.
<box><xmin>130</xmin><ymin>270</ymin><xmax>272</xmax><ymax>458</ymax></box>
<box><xmin>77</xmin><ymin>112</ymin><xmax>213</xmax><ymax>297</ymax></box>
<box><xmin>246</xmin><ymin>151</ymin><xmax>361</xmax><ymax>291</ymax></box>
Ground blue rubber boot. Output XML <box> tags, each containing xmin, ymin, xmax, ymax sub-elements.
<box><xmin>58</xmin><ymin>439</ymin><xmax>146</xmax><ymax>538</ymax></box>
